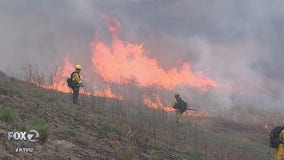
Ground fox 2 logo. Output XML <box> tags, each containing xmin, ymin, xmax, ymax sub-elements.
<box><xmin>8</xmin><ymin>130</ymin><xmax>40</xmax><ymax>143</ymax></box>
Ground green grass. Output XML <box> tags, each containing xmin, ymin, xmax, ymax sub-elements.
<box><xmin>150</xmin><ymin>154</ymin><xmax>161</xmax><ymax>160</ymax></box>
<box><xmin>97</xmin><ymin>121</ymin><xmax>120</xmax><ymax>138</ymax></box>
<box><xmin>0</xmin><ymin>108</ymin><xmax>21</xmax><ymax>124</ymax></box>
<box><xmin>27</xmin><ymin>116</ymin><xmax>49</xmax><ymax>143</ymax></box>
<box><xmin>182</xmin><ymin>151</ymin><xmax>202</xmax><ymax>160</ymax></box>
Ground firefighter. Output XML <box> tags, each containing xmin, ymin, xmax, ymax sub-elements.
<box><xmin>275</xmin><ymin>122</ymin><xmax>284</xmax><ymax>160</ymax></box>
<box><xmin>172</xmin><ymin>94</ymin><xmax>187</xmax><ymax>123</ymax></box>
<box><xmin>71</xmin><ymin>64</ymin><xmax>83</xmax><ymax>104</ymax></box>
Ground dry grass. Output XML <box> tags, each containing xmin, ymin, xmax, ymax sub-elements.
<box><xmin>0</xmin><ymin>70</ymin><xmax>277</xmax><ymax>160</ymax></box>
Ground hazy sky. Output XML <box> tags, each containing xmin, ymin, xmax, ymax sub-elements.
<box><xmin>0</xmin><ymin>0</ymin><xmax>283</xmax><ymax>101</ymax></box>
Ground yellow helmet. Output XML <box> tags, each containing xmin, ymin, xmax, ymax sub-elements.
<box><xmin>75</xmin><ymin>64</ymin><xmax>82</xmax><ymax>70</ymax></box>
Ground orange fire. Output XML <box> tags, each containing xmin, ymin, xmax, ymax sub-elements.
<box><xmin>143</xmin><ymin>95</ymin><xmax>175</xmax><ymax>113</ymax></box>
<box><xmin>34</xmin><ymin>56</ymin><xmax>123</xmax><ymax>100</ymax></box>
<box><xmin>92</xmin><ymin>87</ymin><xmax>123</xmax><ymax>100</ymax></box>
<box><xmin>30</xmin><ymin>16</ymin><xmax>218</xmax><ymax>117</ymax></box>
<box><xmin>91</xmin><ymin>15</ymin><xmax>218</xmax><ymax>90</ymax></box>
<box><xmin>42</xmin><ymin>56</ymin><xmax>74</xmax><ymax>93</ymax></box>
<box><xmin>143</xmin><ymin>95</ymin><xmax>208</xmax><ymax>118</ymax></box>
<box><xmin>263</xmin><ymin>123</ymin><xmax>273</xmax><ymax>130</ymax></box>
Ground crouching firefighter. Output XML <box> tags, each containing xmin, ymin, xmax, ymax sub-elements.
<box><xmin>67</xmin><ymin>64</ymin><xmax>83</xmax><ymax>104</ymax></box>
<box><xmin>172</xmin><ymin>94</ymin><xmax>187</xmax><ymax>123</ymax></box>
<box><xmin>270</xmin><ymin>122</ymin><xmax>284</xmax><ymax>160</ymax></box>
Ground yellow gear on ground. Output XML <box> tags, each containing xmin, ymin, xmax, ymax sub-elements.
<box><xmin>275</xmin><ymin>126</ymin><xmax>284</xmax><ymax>160</ymax></box>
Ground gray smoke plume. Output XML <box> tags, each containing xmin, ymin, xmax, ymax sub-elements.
<box><xmin>0</xmin><ymin>0</ymin><xmax>283</xmax><ymax>108</ymax></box>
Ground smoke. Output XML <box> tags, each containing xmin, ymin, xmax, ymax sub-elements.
<box><xmin>0</xmin><ymin>0</ymin><xmax>283</xmax><ymax>108</ymax></box>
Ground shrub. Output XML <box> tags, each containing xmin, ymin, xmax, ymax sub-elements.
<box><xmin>28</xmin><ymin>117</ymin><xmax>49</xmax><ymax>143</ymax></box>
<box><xmin>0</xmin><ymin>108</ymin><xmax>20</xmax><ymax>124</ymax></box>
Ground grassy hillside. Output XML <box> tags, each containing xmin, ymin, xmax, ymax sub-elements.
<box><xmin>0</xmin><ymin>73</ymin><xmax>275</xmax><ymax>160</ymax></box>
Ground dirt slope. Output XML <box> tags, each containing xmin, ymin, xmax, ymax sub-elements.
<box><xmin>0</xmin><ymin>74</ymin><xmax>194</xmax><ymax>160</ymax></box>
<box><xmin>0</xmin><ymin>73</ymin><xmax>273</xmax><ymax>160</ymax></box>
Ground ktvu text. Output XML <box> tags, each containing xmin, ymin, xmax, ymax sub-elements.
<box><xmin>7</xmin><ymin>130</ymin><xmax>40</xmax><ymax>153</ymax></box>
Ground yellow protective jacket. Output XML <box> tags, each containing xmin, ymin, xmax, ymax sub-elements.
<box><xmin>275</xmin><ymin>127</ymin><xmax>284</xmax><ymax>160</ymax></box>
<box><xmin>71</xmin><ymin>72</ymin><xmax>82</xmax><ymax>87</ymax></box>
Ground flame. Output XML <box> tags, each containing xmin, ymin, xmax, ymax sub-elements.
<box><xmin>29</xmin><ymin>16</ymin><xmax>218</xmax><ymax>116</ymax></box>
<box><xmin>143</xmin><ymin>95</ymin><xmax>208</xmax><ymax>118</ymax></box>
<box><xmin>43</xmin><ymin>56</ymin><xmax>74</xmax><ymax>93</ymax></box>
<box><xmin>263</xmin><ymin>123</ymin><xmax>273</xmax><ymax>130</ymax></box>
<box><xmin>33</xmin><ymin>56</ymin><xmax>123</xmax><ymax>100</ymax></box>
<box><xmin>91</xmin><ymin>15</ymin><xmax>218</xmax><ymax>90</ymax></box>
<box><xmin>143</xmin><ymin>95</ymin><xmax>175</xmax><ymax>112</ymax></box>
<box><xmin>92</xmin><ymin>87</ymin><xmax>123</xmax><ymax>100</ymax></box>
